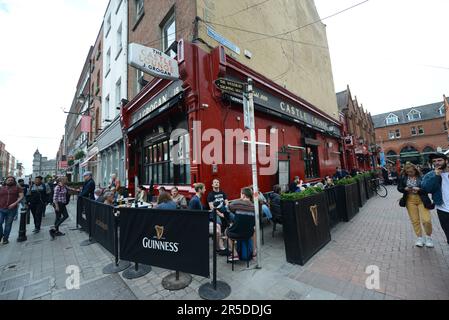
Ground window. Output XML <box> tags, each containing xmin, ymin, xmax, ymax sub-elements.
<box><xmin>304</xmin><ymin>146</ymin><xmax>319</xmax><ymax>179</ymax></box>
<box><xmin>106</xmin><ymin>48</ymin><xmax>111</xmax><ymax>75</ymax></box>
<box><xmin>96</xmin><ymin>70</ymin><xmax>101</xmax><ymax>94</ymax></box>
<box><xmin>418</xmin><ymin>126</ymin><xmax>424</xmax><ymax>135</ymax></box>
<box><xmin>116</xmin><ymin>24</ymin><xmax>123</xmax><ymax>56</ymax></box>
<box><xmin>143</xmin><ymin>133</ymin><xmax>191</xmax><ymax>185</ymax></box>
<box><xmin>439</xmin><ymin>105</ymin><xmax>446</xmax><ymax>116</ymax></box>
<box><xmin>161</xmin><ymin>12</ymin><xmax>176</xmax><ymax>57</ymax></box>
<box><xmin>386</xmin><ymin>114</ymin><xmax>399</xmax><ymax>125</ymax></box>
<box><xmin>135</xmin><ymin>0</ymin><xmax>144</xmax><ymax>17</ymax></box>
<box><xmin>96</xmin><ymin>42</ymin><xmax>102</xmax><ymax>60</ymax></box>
<box><xmin>106</xmin><ymin>14</ymin><xmax>111</xmax><ymax>37</ymax></box>
<box><xmin>136</xmin><ymin>69</ymin><xmax>144</xmax><ymax>94</ymax></box>
<box><xmin>115</xmin><ymin>78</ymin><xmax>121</xmax><ymax>111</ymax></box>
<box><xmin>411</xmin><ymin>127</ymin><xmax>417</xmax><ymax>136</ymax></box>
<box><xmin>395</xmin><ymin>129</ymin><xmax>401</xmax><ymax>138</ymax></box>
<box><xmin>104</xmin><ymin>95</ymin><xmax>110</xmax><ymax>122</ymax></box>
<box><xmin>388</xmin><ymin>131</ymin><xmax>396</xmax><ymax>140</ymax></box>
<box><xmin>407</xmin><ymin>109</ymin><xmax>421</xmax><ymax>121</ymax></box>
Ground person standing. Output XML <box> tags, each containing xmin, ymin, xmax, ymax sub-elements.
<box><xmin>50</xmin><ymin>177</ymin><xmax>70</xmax><ymax>239</ymax></box>
<box><xmin>79</xmin><ymin>172</ymin><xmax>96</xmax><ymax>200</ymax></box>
<box><xmin>398</xmin><ymin>163</ymin><xmax>434</xmax><ymax>248</ymax></box>
<box><xmin>16</xmin><ymin>179</ymin><xmax>29</xmax><ymax>221</ymax></box>
<box><xmin>188</xmin><ymin>183</ymin><xmax>205</xmax><ymax>210</ymax></box>
<box><xmin>422</xmin><ymin>153</ymin><xmax>449</xmax><ymax>245</ymax></box>
<box><xmin>27</xmin><ymin>176</ymin><xmax>49</xmax><ymax>233</ymax></box>
<box><xmin>108</xmin><ymin>173</ymin><xmax>121</xmax><ymax>190</ymax></box>
<box><xmin>0</xmin><ymin>176</ymin><xmax>24</xmax><ymax>244</ymax></box>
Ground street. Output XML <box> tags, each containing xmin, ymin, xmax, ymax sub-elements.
<box><xmin>1</xmin><ymin>185</ymin><xmax>448</xmax><ymax>300</ymax></box>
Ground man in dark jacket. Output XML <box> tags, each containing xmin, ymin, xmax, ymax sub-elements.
<box><xmin>422</xmin><ymin>153</ymin><xmax>449</xmax><ymax>245</ymax></box>
<box><xmin>79</xmin><ymin>172</ymin><xmax>96</xmax><ymax>200</ymax></box>
<box><xmin>27</xmin><ymin>176</ymin><xmax>50</xmax><ymax>233</ymax></box>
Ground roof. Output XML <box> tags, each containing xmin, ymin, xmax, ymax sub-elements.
<box><xmin>372</xmin><ymin>101</ymin><xmax>445</xmax><ymax>128</ymax></box>
<box><xmin>336</xmin><ymin>90</ymin><xmax>349</xmax><ymax>111</ymax></box>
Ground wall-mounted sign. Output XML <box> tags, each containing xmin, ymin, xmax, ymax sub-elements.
<box><xmin>222</xmin><ymin>78</ymin><xmax>341</xmax><ymax>137</ymax></box>
<box><xmin>131</xmin><ymin>80</ymin><xmax>184</xmax><ymax>127</ymax></box>
<box><xmin>128</xmin><ymin>43</ymin><xmax>179</xmax><ymax>80</ymax></box>
<box><xmin>207</xmin><ymin>26</ymin><xmax>241</xmax><ymax>55</ymax></box>
<box><xmin>214</xmin><ymin>78</ymin><xmax>246</xmax><ymax>95</ymax></box>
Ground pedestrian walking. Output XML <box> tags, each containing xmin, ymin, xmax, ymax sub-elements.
<box><xmin>16</xmin><ymin>179</ymin><xmax>29</xmax><ymax>221</ymax></box>
<box><xmin>0</xmin><ymin>176</ymin><xmax>24</xmax><ymax>244</ymax></box>
<box><xmin>49</xmin><ymin>177</ymin><xmax>71</xmax><ymax>239</ymax></box>
<box><xmin>398</xmin><ymin>163</ymin><xmax>434</xmax><ymax>248</ymax></box>
<box><xmin>27</xmin><ymin>176</ymin><xmax>49</xmax><ymax>233</ymax></box>
<box><xmin>422</xmin><ymin>153</ymin><xmax>449</xmax><ymax>245</ymax></box>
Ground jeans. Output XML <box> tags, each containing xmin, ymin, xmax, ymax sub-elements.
<box><xmin>0</xmin><ymin>208</ymin><xmax>18</xmax><ymax>240</ymax></box>
<box><xmin>437</xmin><ymin>210</ymin><xmax>449</xmax><ymax>244</ymax></box>
<box><xmin>54</xmin><ymin>203</ymin><xmax>69</xmax><ymax>231</ymax></box>
<box><xmin>406</xmin><ymin>194</ymin><xmax>432</xmax><ymax>237</ymax></box>
<box><xmin>30</xmin><ymin>203</ymin><xmax>46</xmax><ymax>230</ymax></box>
<box><xmin>262</xmin><ymin>204</ymin><xmax>273</xmax><ymax>220</ymax></box>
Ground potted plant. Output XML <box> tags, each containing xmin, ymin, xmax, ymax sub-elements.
<box><xmin>354</xmin><ymin>174</ymin><xmax>367</xmax><ymax>207</ymax></box>
<box><xmin>335</xmin><ymin>177</ymin><xmax>359</xmax><ymax>222</ymax></box>
<box><xmin>280</xmin><ymin>187</ymin><xmax>331</xmax><ymax>266</ymax></box>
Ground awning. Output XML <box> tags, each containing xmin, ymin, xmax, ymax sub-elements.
<box><xmin>80</xmin><ymin>153</ymin><xmax>98</xmax><ymax>168</ymax></box>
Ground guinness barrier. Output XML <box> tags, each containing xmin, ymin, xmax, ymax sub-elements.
<box><xmin>89</xmin><ymin>201</ymin><xmax>116</xmax><ymax>254</ymax></box>
<box><xmin>119</xmin><ymin>208</ymin><xmax>210</xmax><ymax>278</ymax></box>
<box><xmin>77</xmin><ymin>197</ymin><xmax>97</xmax><ymax>246</ymax></box>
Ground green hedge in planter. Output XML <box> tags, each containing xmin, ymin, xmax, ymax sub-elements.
<box><xmin>281</xmin><ymin>191</ymin><xmax>331</xmax><ymax>266</ymax></box>
<box><xmin>335</xmin><ymin>177</ymin><xmax>356</xmax><ymax>185</ymax></box>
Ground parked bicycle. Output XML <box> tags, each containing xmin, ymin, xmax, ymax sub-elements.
<box><xmin>371</xmin><ymin>178</ymin><xmax>388</xmax><ymax>198</ymax></box>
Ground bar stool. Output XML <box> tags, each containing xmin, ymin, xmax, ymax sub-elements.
<box><xmin>226</xmin><ymin>232</ymin><xmax>253</xmax><ymax>271</ymax></box>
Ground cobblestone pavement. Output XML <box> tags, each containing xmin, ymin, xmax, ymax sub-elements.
<box><xmin>1</xmin><ymin>186</ymin><xmax>448</xmax><ymax>300</ymax></box>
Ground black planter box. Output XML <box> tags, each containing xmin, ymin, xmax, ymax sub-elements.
<box><xmin>356</xmin><ymin>178</ymin><xmax>367</xmax><ymax>207</ymax></box>
<box><xmin>281</xmin><ymin>193</ymin><xmax>331</xmax><ymax>266</ymax></box>
<box><xmin>335</xmin><ymin>183</ymin><xmax>359</xmax><ymax>222</ymax></box>
<box><xmin>365</xmin><ymin>176</ymin><xmax>374</xmax><ymax>199</ymax></box>
<box><xmin>325</xmin><ymin>187</ymin><xmax>340</xmax><ymax>229</ymax></box>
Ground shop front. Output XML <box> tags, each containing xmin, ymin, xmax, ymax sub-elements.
<box><xmin>122</xmin><ymin>41</ymin><xmax>342</xmax><ymax>199</ymax></box>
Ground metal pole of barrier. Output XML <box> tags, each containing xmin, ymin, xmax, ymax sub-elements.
<box><xmin>198</xmin><ymin>208</ymin><xmax>231</xmax><ymax>300</ymax></box>
<box><xmin>162</xmin><ymin>270</ymin><xmax>192</xmax><ymax>291</ymax></box>
<box><xmin>122</xmin><ymin>262</ymin><xmax>151</xmax><ymax>280</ymax></box>
<box><xmin>103</xmin><ymin>210</ymin><xmax>130</xmax><ymax>274</ymax></box>
<box><xmin>80</xmin><ymin>199</ymin><xmax>97</xmax><ymax>246</ymax></box>
<box><xmin>70</xmin><ymin>195</ymin><xmax>82</xmax><ymax>231</ymax></box>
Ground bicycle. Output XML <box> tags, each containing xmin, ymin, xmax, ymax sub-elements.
<box><xmin>370</xmin><ymin>178</ymin><xmax>388</xmax><ymax>198</ymax></box>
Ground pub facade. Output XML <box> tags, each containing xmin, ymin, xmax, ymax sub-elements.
<box><xmin>121</xmin><ymin>41</ymin><xmax>342</xmax><ymax>199</ymax></box>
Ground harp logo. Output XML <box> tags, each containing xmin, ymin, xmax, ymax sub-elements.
<box><xmin>142</xmin><ymin>225</ymin><xmax>180</xmax><ymax>253</ymax></box>
<box><xmin>155</xmin><ymin>225</ymin><xmax>164</xmax><ymax>240</ymax></box>
<box><xmin>310</xmin><ymin>205</ymin><xmax>319</xmax><ymax>226</ymax></box>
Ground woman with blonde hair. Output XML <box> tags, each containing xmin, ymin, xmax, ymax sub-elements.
<box><xmin>398</xmin><ymin>162</ymin><xmax>434</xmax><ymax>248</ymax></box>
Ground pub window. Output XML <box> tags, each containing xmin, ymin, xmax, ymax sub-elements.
<box><xmin>143</xmin><ymin>132</ymin><xmax>190</xmax><ymax>185</ymax></box>
<box><xmin>304</xmin><ymin>146</ymin><xmax>319</xmax><ymax>179</ymax></box>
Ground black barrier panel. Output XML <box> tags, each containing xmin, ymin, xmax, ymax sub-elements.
<box><xmin>119</xmin><ymin>208</ymin><xmax>210</xmax><ymax>278</ymax></box>
<box><xmin>88</xmin><ymin>200</ymin><xmax>116</xmax><ymax>255</ymax></box>
<box><xmin>77</xmin><ymin>197</ymin><xmax>89</xmax><ymax>231</ymax></box>
<box><xmin>325</xmin><ymin>187</ymin><xmax>340</xmax><ymax>229</ymax></box>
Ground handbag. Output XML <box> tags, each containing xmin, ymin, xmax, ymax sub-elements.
<box><xmin>399</xmin><ymin>197</ymin><xmax>406</xmax><ymax>208</ymax></box>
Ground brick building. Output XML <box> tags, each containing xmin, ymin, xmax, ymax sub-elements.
<box><xmin>373</xmin><ymin>98</ymin><xmax>448</xmax><ymax>165</ymax></box>
<box><xmin>337</xmin><ymin>86</ymin><xmax>376</xmax><ymax>171</ymax></box>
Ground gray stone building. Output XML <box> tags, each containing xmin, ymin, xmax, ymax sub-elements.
<box><xmin>32</xmin><ymin>149</ymin><xmax>57</xmax><ymax>179</ymax></box>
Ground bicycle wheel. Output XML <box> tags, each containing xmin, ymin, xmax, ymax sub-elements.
<box><xmin>376</xmin><ymin>184</ymin><xmax>388</xmax><ymax>198</ymax></box>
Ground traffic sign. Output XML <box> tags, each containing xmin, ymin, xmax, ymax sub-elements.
<box><xmin>214</xmin><ymin>78</ymin><xmax>246</xmax><ymax>96</ymax></box>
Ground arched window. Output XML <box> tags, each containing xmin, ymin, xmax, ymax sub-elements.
<box><xmin>423</xmin><ymin>146</ymin><xmax>435</xmax><ymax>153</ymax></box>
<box><xmin>401</xmin><ymin>146</ymin><xmax>418</xmax><ymax>154</ymax></box>
<box><xmin>386</xmin><ymin>150</ymin><xmax>397</xmax><ymax>158</ymax></box>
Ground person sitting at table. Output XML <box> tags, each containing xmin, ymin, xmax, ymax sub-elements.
<box><xmin>94</xmin><ymin>188</ymin><xmax>105</xmax><ymax>203</ymax></box>
<box><xmin>103</xmin><ymin>192</ymin><xmax>115</xmax><ymax>206</ymax></box>
<box><xmin>226</xmin><ymin>187</ymin><xmax>256</xmax><ymax>262</ymax></box>
<box><xmin>136</xmin><ymin>185</ymin><xmax>148</xmax><ymax>203</ymax></box>
<box><xmin>171</xmin><ymin>187</ymin><xmax>187</xmax><ymax>209</ymax></box>
<box><xmin>323</xmin><ymin>176</ymin><xmax>335</xmax><ymax>189</ymax></box>
<box><xmin>156</xmin><ymin>192</ymin><xmax>177</xmax><ymax>210</ymax></box>
<box><xmin>110</xmin><ymin>187</ymin><xmax>119</xmax><ymax>203</ymax></box>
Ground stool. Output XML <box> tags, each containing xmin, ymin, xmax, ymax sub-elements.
<box><xmin>226</xmin><ymin>233</ymin><xmax>252</xmax><ymax>271</ymax></box>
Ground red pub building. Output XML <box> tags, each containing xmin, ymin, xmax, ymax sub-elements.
<box><xmin>121</xmin><ymin>41</ymin><xmax>343</xmax><ymax>199</ymax></box>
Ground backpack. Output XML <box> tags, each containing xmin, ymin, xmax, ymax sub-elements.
<box><xmin>236</xmin><ymin>239</ymin><xmax>253</xmax><ymax>261</ymax></box>
<box><xmin>64</xmin><ymin>186</ymin><xmax>71</xmax><ymax>205</ymax></box>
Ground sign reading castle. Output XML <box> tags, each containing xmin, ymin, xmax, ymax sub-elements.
<box><xmin>128</xmin><ymin>43</ymin><xmax>179</xmax><ymax>80</ymax></box>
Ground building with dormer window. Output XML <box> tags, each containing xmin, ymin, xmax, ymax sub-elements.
<box><xmin>373</xmin><ymin>97</ymin><xmax>448</xmax><ymax>165</ymax></box>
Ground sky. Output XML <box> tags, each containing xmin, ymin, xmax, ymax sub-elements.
<box><xmin>0</xmin><ymin>0</ymin><xmax>448</xmax><ymax>175</ymax></box>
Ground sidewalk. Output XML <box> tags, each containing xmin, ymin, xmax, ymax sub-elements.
<box><xmin>1</xmin><ymin>186</ymin><xmax>448</xmax><ymax>300</ymax></box>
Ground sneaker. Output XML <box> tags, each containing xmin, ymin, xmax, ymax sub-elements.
<box><xmin>32</xmin><ymin>229</ymin><xmax>40</xmax><ymax>234</ymax></box>
<box><xmin>415</xmin><ymin>237</ymin><xmax>424</xmax><ymax>248</ymax></box>
<box><xmin>227</xmin><ymin>256</ymin><xmax>239</xmax><ymax>262</ymax></box>
<box><xmin>2</xmin><ymin>239</ymin><xmax>9</xmax><ymax>245</ymax></box>
<box><xmin>49</xmin><ymin>229</ymin><xmax>56</xmax><ymax>240</ymax></box>
<box><xmin>425</xmin><ymin>237</ymin><xmax>434</xmax><ymax>248</ymax></box>
<box><xmin>217</xmin><ymin>248</ymin><xmax>230</xmax><ymax>256</ymax></box>
<box><xmin>55</xmin><ymin>231</ymin><xmax>66</xmax><ymax>237</ymax></box>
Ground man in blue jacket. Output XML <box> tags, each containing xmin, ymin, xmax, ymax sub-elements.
<box><xmin>421</xmin><ymin>153</ymin><xmax>449</xmax><ymax>245</ymax></box>
<box><xmin>79</xmin><ymin>172</ymin><xmax>96</xmax><ymax>200</ymax></box>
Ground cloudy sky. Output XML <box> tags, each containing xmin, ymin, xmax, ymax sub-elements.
<box><xmin>0</xmin><ymin>0</ymin><xmax>448</xmax><ymax>175</ymax></box>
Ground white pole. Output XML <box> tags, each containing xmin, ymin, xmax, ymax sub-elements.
<box><xmin>245</xmin><ymin>78</ymin><xmax>262</xmax><ymax>269</ymax></box>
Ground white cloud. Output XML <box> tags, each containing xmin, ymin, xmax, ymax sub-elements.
<box><xmin>315</xmin><ymin>0</ymin><xmax>449</xmax><ymax>114</ymax></box>
<box><xmin>0</xmin><ymin>0</ymin><xmax>109</xmax><ymax>175</ymax></box>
